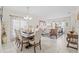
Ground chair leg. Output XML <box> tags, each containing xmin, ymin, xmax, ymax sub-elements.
<box><xmin>17</xmin><ymin>40</ymin><xmax>20</xmax><ymax>48</ymax></box>
<box><xmin>21</xmin><ymin>41</ymin><xmax>23</xmax><ymax>51</ymax></box>
<box><xmin>67</xmin><ymin>42</ymin><xmax>69</xmax><ymax>47</ymax></box>
<box><xmin>18</xmin><ymin>42</ymin><xmax>20</xmax><ymax>48</ymax></box>
<box><xmin>34</xmin><ymin>42</ymin><xmax>36</xmax><ymax>53</ymax></box>
<box><xmin>77</xmin><ymin>43</ymin><xmax>78</xmax><ymax>50</ymax></box>
<box><xmin>77</xmin><ymin>39</ymin><xmax>78</xmax><ymax>50</ymax></box>
<box><xmin>15</xmin><ymin>40</ymin><xmax>18</xmax><ymax>46</ymax></box>
<box><xmin>56</xmin><ymin>35</ymin><xmax>57</xmax><ymax>39</ymax></box>
<box><xmin>16</xmin><ymin>42</ymin><xmax>20</xmax><ymax>48</ymax></box>
<box><xmin>15</xmin><ymin>40</ymin><xmax>17</xmax><ymax>44</ymax></box>
<box><xmin>39</xmin><ymin>40</ymin><xmax>41</xmax><ymax>50</ymax></box>
<box><xmin>17</xmin><ymin>43</ymin><xmax>19</xmax><ymax>48</ymax></box>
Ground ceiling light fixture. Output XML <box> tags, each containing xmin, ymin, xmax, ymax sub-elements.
<box><xmin>24</xmin><ymin>7</ymin><xmax>32</xmax><ymax>20</ymax></box>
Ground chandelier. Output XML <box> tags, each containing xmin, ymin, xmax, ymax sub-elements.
<box><xmin>24</xmin><ymin>7</ymin><xmax>32</xmax><ymax>20</ymax></box>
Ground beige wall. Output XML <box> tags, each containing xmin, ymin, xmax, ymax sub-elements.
<box><xmin>2</xmin><ymin>7</ymin><xmax>74</xmax><ymax>42</ymax></box>
<box><xmin>2</xmin><ymin>6</ymin><xmax>79</xmax><ymax>52</ymax></box>
<box><xmin>2</xmin><ymin>7</ymin><xmax>39</xmax><ymax>42</ymax></box>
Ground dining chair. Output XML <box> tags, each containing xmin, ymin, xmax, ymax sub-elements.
<box><xmin>66</xmin><ymin>33</ymin><xmax>78</xmax><ymax>50</ymax></box>
<box><xmin>15</xmin><ymin>30</ymin><xmax>20</xmax><ymax>48</ymax></box>
<box><xmin>50</xmin><ymin>29</ymin><xmax>58</xmax><ymax>39</ymax></box>
<box><xmin>30</xmin><ymin>29</ymin><xmax>42</xmax><ymax>53</ymax></box>
<box><xmin>15</xmin><ymin>30</ymin><xmax>29</xmax><ymax>51</ymax></box>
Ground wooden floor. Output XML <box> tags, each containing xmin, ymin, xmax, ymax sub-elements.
<box><xmin>0</xmin><ymin>34</ymin><xmax>78</xmax><ymax>53</ymax></box>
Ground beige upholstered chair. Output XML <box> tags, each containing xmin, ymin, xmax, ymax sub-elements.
<box><xmin>30</xmin><ymin>28</ymin><xmax>42</xmax><ymax>53</ymax></box>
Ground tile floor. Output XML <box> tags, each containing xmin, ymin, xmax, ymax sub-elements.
<box><xmin>0</xmin><ymin>34</ymin><xmax>78</xmax><ymax>53</ymax></box>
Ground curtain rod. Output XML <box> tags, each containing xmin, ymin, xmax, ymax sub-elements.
<box><xmin>9</xmin><ymin>15</ymin><xmax>23</xmax><ymax>18</ymax></box>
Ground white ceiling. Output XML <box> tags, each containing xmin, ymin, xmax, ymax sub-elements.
<box><xmin>5</xmin><ymin>6</ymin><xmax>76</xmax><ymax>18</ymax></box>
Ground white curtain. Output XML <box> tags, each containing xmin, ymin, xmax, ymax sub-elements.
<box><xmin>10</xmin><ymin>16</ymin><xmax>28</xmax><ymax>39</ymax></box>
<box><xmin>12</xmin><ymin>19</ymin><xmax>28</xmax><ymax>30</ymax></box>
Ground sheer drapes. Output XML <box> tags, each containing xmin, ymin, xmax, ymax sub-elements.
<box><xmin>10</xmin><ymin>16</ymin><xmax>28</xmax><ymax>39</ymax></box>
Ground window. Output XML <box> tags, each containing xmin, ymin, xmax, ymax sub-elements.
<box><xmin>12</xmin><ymin>17</ymin><xmax>28</xmax><ymax>38</ymax></box>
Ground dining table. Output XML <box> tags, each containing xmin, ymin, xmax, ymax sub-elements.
<box><xmin>21</xmin><ymin>31</ymin><xmax>35</xmax><ymax>48</ymax></box>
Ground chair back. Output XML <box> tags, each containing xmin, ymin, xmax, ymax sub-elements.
<box><xmin>34</xmin><ymin>29</ymin><xmax>41</xmax><ymax>43</ymax></box>
<box><xmin>67</xmin><ymin>33</ymin><xmax>78</xmax><ymax>43</ymax></box>
<box><xmin>15</xmin><ymin>30</ymin><xmax>22</xmax><ymax>41</ymax></box>
<box><xmin>15</xmin><ymin>30</ymin><xmax>19</xmax><ymax>38</ymax></box>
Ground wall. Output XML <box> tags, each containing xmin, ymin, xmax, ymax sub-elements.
<box><xmin>38</xmin><ymin>16</ymin><xmax>72</xmax><ymax>34</ymax></box>
<box><xmin>2</xmin><ymin>7</ymin><xmax>73</xmax><ymax>43</ymax></box>
<box><xmin>2</xmin><ymin>7</ymin><xmax>39</xmax><ymax>42</ymax></box>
